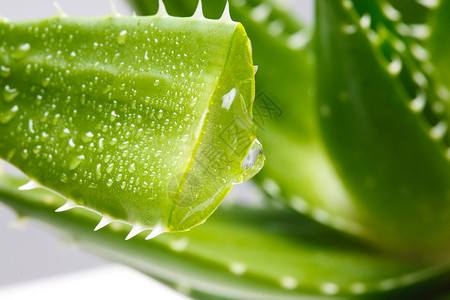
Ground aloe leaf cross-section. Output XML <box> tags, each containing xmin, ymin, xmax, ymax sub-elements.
<box><xmin>0</xmin><ymin>11</ymin><xmax>262</xmax><ymax>236</ymax></box>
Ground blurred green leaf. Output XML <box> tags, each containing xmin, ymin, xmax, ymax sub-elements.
<box><xmin>0</xmin><ymin>175</ymin><xmax>448</xmax><ymax>299</ymax></box>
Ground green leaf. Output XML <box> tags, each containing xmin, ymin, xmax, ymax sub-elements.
<box><xmin>0</xmin><ymin>13</ymin><xmax>263</xmax><ymax>235</ymax></box>
<box><xmin>429</xmin><ymin>0</ymin><xmax>450</xmax><ymax>90</ymax></box>
<box><xmin>0</xmin><ymin>175</ymin><xmax>447</xmax><ymax>299</ymax></box>
<box><xmin>315</xmin><ymin>0</ymin><xmax>450</xmax><ymax>254</ymax></box>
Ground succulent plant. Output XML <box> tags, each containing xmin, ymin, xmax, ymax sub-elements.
<box><xmin>1</xmin><ymin>0</ymin><xmax>450</xmax><ymax>299</ymax></box>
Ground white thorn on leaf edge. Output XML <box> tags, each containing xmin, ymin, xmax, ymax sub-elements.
<box><xmin>220</xmin><ymin>1</ymin><xmax>233</xmax><ymax>22</ymax></box>
<box><xmin>193</xmin><ymin>0</ymin><xmax>204</xmax><ymax>19</ymax></box>
<box><xmin>55</xmin><ymin>199</ymin><xmax>78</xmax><ymax>212</ymax></box>
<box><xmin>94</xmin><ymin>215</ymin><xmax>113</xmax><ymax>231</ymax></box>
<box><xmin>126</xmin><ymin>225</ymin><xmax>145</xmax><ymax>240</ymax></box>
<box><xmin>18</xmin><ymin>179</ymin><xmax>41</xmax><ymax>191</ymax></box>
<box><xmin>157</xmin><ymin>0</ymin><xmax>168</xmax><ymax>16</ymax></box>
<box><xmin>53</xmin><ymin>1</ymin><xmax>67</xmax><ymax>17</ymax></box>
<box><xmin>146</xmin><ymin>224</ymin><xmax>165</xmax><ymax>240</ymax></box>
<box><xmin>109</xmin><ymin>0</ymin><xmax>121</xmax><ymax>17</ymax></box>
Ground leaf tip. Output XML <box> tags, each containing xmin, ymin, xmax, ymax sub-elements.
<box><xmin>219</xmin><ymin>1</ymin><xmax>233</xmax><ymax>22</ymax></box>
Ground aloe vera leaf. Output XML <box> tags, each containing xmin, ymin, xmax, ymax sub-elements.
<box><xmin>388</xmin><ymin>0</ymin><xmax>430</xmax><ymax>23</ymax></box>
<box><xmin>429</xmin><ymin>0</ymin><xmax>450</xmax><ymax>90</ymax></box>
<box><xmin>1</xmin><ymin>175</ymin><xmax>449</xmax><ymax>299</ymax></box>
<box><xmin>315</xmin><ymin>0</ymin><xmax>450</xmax><ymax>254</ymax></box>
<box><xmin>348</xmin><ymin>1</ymin><xmax>449</xmax><ymax>147</ymax></box>
<box><xmin>0</xmin><ymin>12</ymin><xmax>263</xmax><ymax>235</ymax></box>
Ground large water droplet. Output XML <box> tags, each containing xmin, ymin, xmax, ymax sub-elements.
<box><xmin>0</xmin><ymin>105</ymin><xmax>19</xmax><ymax>124</ymax></box>
<box><xmin>3</xmin><ymin>85</ymin><xmax>19</xmax><ymax>102</ymax></box>
<box><xmin>221</xmin><ymin>88</ymin><xmax>236</xmax><ymax>110</ymax></box>
<box><xmin>241</xmin><ymin>139</ymin><xmax>265</xmax><ymax>181</ymax></box>
<box><xmin>69</xmin><ymin>155</ymin><xmax>85</xmax><ymax>170</ymax></box>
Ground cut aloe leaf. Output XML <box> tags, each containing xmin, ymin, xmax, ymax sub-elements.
<box><xmin>129</xmin><ymin>0</ymin><xmax>368</xmax><ymax>238</ymax></box>
<box><xmin>0</xmin><ymin>10</ymin><xmax>262</xmax><ymax>235</ymax></box>
<box><xmin>0</xmin><ymin>175</ymin><xmax>448</xmax><ymax>299</ymax></box>
<box><xmin>315</xmin><ymin>0</ymin><xmax>450</xmax><ymax>254</ymax></box>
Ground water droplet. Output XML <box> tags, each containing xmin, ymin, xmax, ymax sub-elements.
<box><xmin>96</xmin><ymin>164</ymin><xmax>102</xmax><ymax>179</ymax></box>
<box><xmin>69</xmin><ymin>155</ymin><xmax>85</xmax><ymax>170</ymax></box>
<box><xmin>107</xmin><ymin>163</ymin><xmax>114</xmax><ymax>173</ymax></box>
<box><xmin>0</xmin><ymin>65</ymin><xmax>11</xmax><ymax>77</ymax></box>
<box><xmin>81</xmin><ymin>131</ymin><xmax>94</xmax><ymax>143</ymax></box>
<box><xmin>221</xmin><ymin>88</ymin><xmax>236</xmax><ymax>110</ymax></box>
<box><xmin>30</xmin><ymin>144</ymin><xmax>41</xmax><ymax>155</ymax></box>
<box><xmin>12</xmin><ymin>43</ymin><xmax>31</xmax><ymax>60</ymax></box>
<box><xmin>42</xmin><ymin>77</ymin><xmax>51</xmax><ymax>87</ymax></box>
<box><xmin>0</xmin><ymin>105</ymin><xmax>19</xmax><ymax>124</ymax></box>
<box><xmin>3</xmin><ymin>85</ymin><xmax>19</xmax><ymax>102</ymax></box>
<box><xmin>128</xmin><ymin>163</ymin><xmax>136</xmax><ymax>172</ymax></box>
<box><xmin>61</xmin><ymin>173</ymin><xmax>68</xmax><ymax>183</ymax></box>
<box><xmin>154</xmin><ymin>79</ymin><xmax>160</xmax><ymax>86</ymax></box>
<box><xmin>21</xmin><ymin>149</ymin><xmax>29</xmax><ymax>159</ymax></box>
<box><xmin>117</xmin><ymin>30</ymin><xmax>127</xmax><ymax>45</ymax></box>
<box><xmin>241</xmin><ymin>139</ymin><xmax>265</xmax><ymax>181</ymax></box>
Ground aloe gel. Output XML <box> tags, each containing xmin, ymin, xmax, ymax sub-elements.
<box><xmin>0</xmin><ymin>7</ymin><xmax>263</xmax><ymax>237</ymax></box>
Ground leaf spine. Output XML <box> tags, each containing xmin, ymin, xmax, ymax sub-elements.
<box><xmin>193</xmin><ymin>0</ymin><xmax>204</xmax><ymax>19</ymax></box>
<box><xmin>94</xmin><ymin>215</ymin><xmax>113</xmax><ymax>231</ymax></box>
<box><xmin>125</xmin><ymin>224</ymin><xmax>145</xmax><ymax>240</ymax></box>
<box><xmin>157</xmin><ymin>0</ymin><xmax>168</xmax><ymax>16</ymax></box>
<box><xmin>146</xmin><ymin>224</ymin><xmax>165</xmax><ymax>240</ymax></box>
<box><xmin>53</xmin><ymin>1</ymin><xmax>67</xmax><ymax>18</ymax></box>
<box><xmin>55</xmin><ymin>199</ymin><xmax>78</xmax><ymax>212</ymax></box>
<box><xmin>219</xmin><ymin>1</ymin><xmax>233</xmax><ymax>22</ymax></box>
<box><xmin>18</xmin><ymin>179</ymin><xmax>42</xmax><ymax>191</ymax></box>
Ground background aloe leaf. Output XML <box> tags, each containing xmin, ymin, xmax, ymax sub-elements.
<box><xmin>0</xmin><ymin>13</ymin><xmax>262</xmax><ymax>236</ymax></box>
<box><xmin>315</xmin><ymin>0</ymin><xmax>450</xmax><ymax>255</ymax></box>
<box><xmin>429</xmin><ymin>0</ymin><xmax>450</xmax><ymax>90</ymax></box>
<box><xmin>1</xmin><ymin>174</ymin><xmax>449</xmax><ymax>299</ymax></box>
